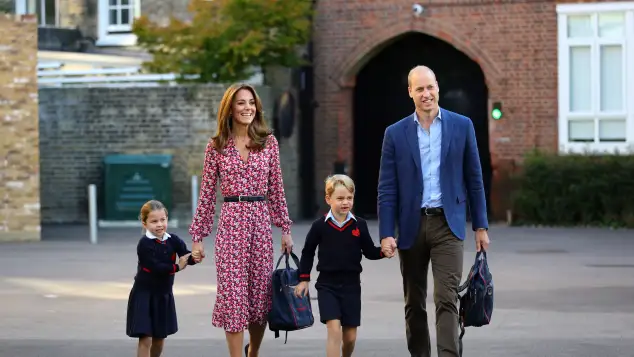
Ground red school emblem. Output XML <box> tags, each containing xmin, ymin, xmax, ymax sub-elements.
<box><xmin>352</xmin><ymin>228</ymin><xmax>360</xmax><ymax>237</ymax></box>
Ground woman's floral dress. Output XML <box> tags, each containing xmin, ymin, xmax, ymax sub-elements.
<box><xmin>189</xmin><ymin>134</ymin><xmax>292</xmax><ymax>332</ymax></box>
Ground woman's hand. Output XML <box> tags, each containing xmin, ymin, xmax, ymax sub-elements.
<box><xmin>192</xmin><ymin>241</ymin><xmax>205</xmax><ymax>263</ymax></box>
<box><xmin>281</xmin><ymin>234</ymin><xmax>293</xmax><ymax>254</ymax></box>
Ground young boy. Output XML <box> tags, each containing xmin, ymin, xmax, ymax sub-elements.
<box><xmin>294</xmin><ymin>174</ymin><xmax>387</xmax><ymax>357</ymax></box>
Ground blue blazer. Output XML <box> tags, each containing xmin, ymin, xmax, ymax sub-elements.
<box><xmin>377</xmin><ymin>108</ymin><xmax>488</xmax><ymax>249</ymax></box>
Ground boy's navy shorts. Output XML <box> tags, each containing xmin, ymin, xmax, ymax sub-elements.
<box><xmin>315</xmin><ymin>272</ymin><xmax>361</xmax><ymax>327</ymax></box>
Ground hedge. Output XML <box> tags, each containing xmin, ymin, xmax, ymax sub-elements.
<box><xmin>511</xmin><ymin>150</ymin><xmax>634</xmax><ymax>228</ymax></box>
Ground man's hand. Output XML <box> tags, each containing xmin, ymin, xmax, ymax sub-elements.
<box><xmin>475</xmin><ymin>229</ymin><xmax>490</xmax><ymax>252</ymax></box>
<box><xmin>381</xmin><ymin>237</ymin><xmax>397</xmax><ymax>258</ymax></box>
<box><xmin>192</xmin><ymin>241</ymin><xmax>205</xmax><ymax>263</ymax></box>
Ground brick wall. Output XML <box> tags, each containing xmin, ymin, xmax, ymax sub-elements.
<box><xmin>0</xmin><ymin>14</ymin><xmax>40</xmax><ymax>242</ymax></box>
<box><xmin>38</xmin><ymin>85</ymin><xmax>301</xmax><ymax>225</ymax></box>
<box><xmin>312</xmin><ymin>0</ymin><xmax>618</xmax><ymax>220</ymax></box>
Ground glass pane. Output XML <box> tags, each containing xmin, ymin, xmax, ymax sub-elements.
<box><xmin>109</xmin><ymin>0</ymin><xmax>117</xmax><ymax>6</ymax></box>
<box><xmin>569</xmin><ymin>120</ymin><xmax>594</xmax><ymax>142</ymax></box>
<box><xmin>599</xmin><ymin>119</ymin><xmax>626</xmax><ymax>142</ymax></box>
<box><xmin>45</xmin><ymin>0</ymin><xmax>56</xmax><ymax>26</ymax></box>
<box><xmin>568</xmin><ymin>15</ymin><xmax>593</xmax><ymax>38</ymax></box>
<box><xmin>598</xmin><ymin>13</ymin><xmax>624</xmax><ymax>38</ymax></box>
<box><xmin>122</xmin><ymin>0</ymin><xmax>130</xmax><ymax>5</ymax></box>
<box><xmin>109</xmin><ymin>9</ymin><xmax>117</xmax><ymax>25</ymax></box>
<box><xmin>569</xmin><ymin>46</ymin><xmax>592</xmax><ymax>112</ymax></box>
<box><xmin>600</xmin><ymin>45</ymin><xmax>623</xmax><ymax>112</ymax></box>
<box><xmin>26</xmin><ymin>0</ymin><xmax>36</xmax><ymax>13</ymax></box>
<box><xmin>35</xmin><ymin>0</ymin><xmax>42</xmax><ymax>24</ymax></box>
<box><xmin>121</xmin><ymin>9</ymin><xmax>130</xmax><ymax>24</ymax></box>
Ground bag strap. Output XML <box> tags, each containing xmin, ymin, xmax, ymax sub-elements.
<box><xmin>275</xmin><ymin>251</ymin><xmax>301</xmax><ymax>270</ymax></box>
<box><xmin>287</xmin><ymin>251</ymin><xmax>301</xmax><ymax>269</ymax></box>
<box><xmin>458</xmin><ymin>249</ymin><xmax>488</xmax><ymax>293</ymax></box>
<box><xmin>275</xmin><ymin>254</ymin><xmax>285</xmax><ymax>269</ymax></box>
<box><xmin>477</xmin><ymin>249</ymin><xmax>487</xmax><ymax>262</ymax></box>
<box><xmin>458</xmin><ymin>268</ymin><xmax>473</xmax><ymax>293</ymax></box>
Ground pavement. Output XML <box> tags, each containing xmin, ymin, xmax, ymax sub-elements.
<box><xmin>1</xmin><ymin>222</ymin><xmax>634</xmax><ymax>357</ymax></box>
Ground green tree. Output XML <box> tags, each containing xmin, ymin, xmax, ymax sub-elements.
<box><xmin>0</xmin><ymin>0</ymin><xmax>14</xmax><ymax>13</ymax></box>
<box><xmin>133</xmin><ymin>0</ymin><xmax>313</xmax><ymax>83</ymax></box>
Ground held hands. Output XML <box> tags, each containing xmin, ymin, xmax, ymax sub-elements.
<box><xmin>294</xmin><ymin>281</ymin><xmax>309</xmax><ymax>298</ymax></box>
<box><xmin>192</xmin><ymin>241</ymin><xmax>205</xmax><ymax>263</ymax></box>
<box><xmin>381</xmin><ymin>237</ymin><xmax>397</xmax><ymax>258</ymax></box>
<box><xmin>178</xmin><ymin>253</ymin><xmax>191</xmax><ymax>271</ymax></box>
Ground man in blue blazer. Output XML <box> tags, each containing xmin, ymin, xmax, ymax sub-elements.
<box><xmin>377</xmin><ymin>65</ymin><xmax>490</xmax><ymax>357</ymax></box>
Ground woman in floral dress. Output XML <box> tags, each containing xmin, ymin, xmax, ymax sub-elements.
<box><xmin>189</xmin><ymin>83</ymin><xmax>294</xmax><ymax>357</ymax></box>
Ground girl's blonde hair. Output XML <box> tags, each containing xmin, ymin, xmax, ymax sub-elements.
<box><xmin>139</xmin><ymin>200</ymin><xmax>168</xmax><ymax>223</ymax></box>
<box><xmin>325</xmin><ymin>174</ymin><xmax>355</xmax><ymax>197</ymax></box>
<box><xmin>211</xmin><ymin>83</ymin><xmax>272</xmax><ymax>154</ymax></box>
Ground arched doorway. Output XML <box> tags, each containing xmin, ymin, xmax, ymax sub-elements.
<box><xmin>353</xmin><ymin>31</ymin><xmax>491</xmax><ymax>218</ymax></box>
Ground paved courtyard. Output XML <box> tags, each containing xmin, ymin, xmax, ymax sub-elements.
<box><xmin>1</xmin><ymin>221</ymin><xmax>634</xmax><ymax>357</ymax></box>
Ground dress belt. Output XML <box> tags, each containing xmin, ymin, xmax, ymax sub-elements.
<box><xmin>223</xmin><ymin>195</ymin><xmax>266</xmax><ymax>202</ymax></box>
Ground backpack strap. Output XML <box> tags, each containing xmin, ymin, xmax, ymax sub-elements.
<box><xmin>272</xmin><ymin>329</ymin><xmax>289</xmax><ymax>344</ymax></box>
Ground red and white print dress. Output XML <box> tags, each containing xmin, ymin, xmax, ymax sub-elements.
<box><xmin>189</xmin><ymin>134</ymin><xmax>292</xmax><ymax>333</ymax></box>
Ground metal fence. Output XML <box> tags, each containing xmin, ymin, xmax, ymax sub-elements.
<box><xmin>37</xmin><ymin>63</ymin><xmax>264</xmax><ymax>87</ymax></box>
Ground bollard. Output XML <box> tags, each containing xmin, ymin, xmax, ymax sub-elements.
<box><xmin>191</xmin><ymin>175</ymin><xmax>199</xmax><ymax>218</ymax></box>
<box><xmin>88</xmin><ymin>184</ymin><xmax>98</xmax><ymax>244</ymax></box>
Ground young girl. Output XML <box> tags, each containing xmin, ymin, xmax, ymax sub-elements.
<box><xmin>126</xmin><ymin>200</ymin><xmax>197</xmax><ymax>357</ymax></box>
<box><xmin>294</xmin><ymin>174</ymin><xmax>387</xmax><ymax>357</ymax></box>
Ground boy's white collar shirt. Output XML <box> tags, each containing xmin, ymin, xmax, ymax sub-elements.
<box><xmin>145</xmin><ymin>231</ymin><xmax>171</xmax><ymax>241</ymax></box>
<box><xmin>325</xmin><ymin>210</ymin><xmax>356</xmax><ymax>228</ymax></box>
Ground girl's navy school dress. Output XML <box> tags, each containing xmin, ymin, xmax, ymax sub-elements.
<box><xmin>126</xmin><ymin>232</ymin><xmax>196</xmax><ymax>339</ymax></box>
<box><xmin>297</xmin><ymin>211</ymin><xmax>385</xmax><ymax>327</ymax></box>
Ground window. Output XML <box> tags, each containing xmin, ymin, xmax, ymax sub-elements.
<box><xmin>557</xmin><ymin>2</ymin><xmax>634</xmax><ymax>153</ymax></box>
<box><xmin>107</xmin><ymin>0</ymin><xmax>134</xmax><ymax>33</ymax></box>
<box><xmin>97</xmin><ymin>0</ymin><xmax>140</xmax><ymax>46</ymax></box>
<box><xmin>15</xmin><ymin>0</ymin><xmax>59</xmax><ymax>26</ymax></box>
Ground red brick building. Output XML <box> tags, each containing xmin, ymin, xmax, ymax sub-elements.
<box><xmin>309</xmin><ymin>0</ymin><xmax>634</xmax><ymax>220</ymax></box>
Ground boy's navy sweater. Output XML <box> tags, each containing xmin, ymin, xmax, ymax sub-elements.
<box><xmin>298</xmin><ymin>215</ymin><xmax>384</xmax><ymax>282</ymax></box>
<box><xmin>133</xmin><ymin>233</ymin><xmax>197</xmax><ymax>293</ymax></box>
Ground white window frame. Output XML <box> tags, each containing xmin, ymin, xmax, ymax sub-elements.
<box><xmin>15</xmin><ymin>0</ymin><xmax>60</xmax><ymax>27</ymax></box>
<box><xmin>557</xmin><ymin>2</ymin><xmax>634</xmax><ymax>154</ymax></box>
<box><xmin>96</xmin><ymin>0</ymin><xmax>141</xmax><ymax>47</ymax></box>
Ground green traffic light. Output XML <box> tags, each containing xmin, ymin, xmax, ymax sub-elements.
<box><xmin>492</xmin><ymin>108</ymin><xmax>502</xmax><ymax>120</ymax></box>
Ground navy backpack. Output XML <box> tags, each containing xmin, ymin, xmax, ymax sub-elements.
<box><xmin>458</xmin><ymin>249</ymin><xmax>494</xmax><ymax>356</ymax></box>
<box><xmin>268</xmin><ymin>252</ymin><xmax>314</xmax><ymax>343</ymax></box>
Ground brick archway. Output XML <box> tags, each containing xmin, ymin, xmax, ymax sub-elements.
<box><xmin>324</xmin><ymin>18</ymin><xmax>504</xmax><ymax>218</ymax></box>
<box><xmin>332</xmin><ymin>17</ymin><xmax>502</xmax><ymax>89</ymax></box>
<box><xmin>327</xmin><ymin>17</ymin><xmax>503</xmax><ymax>174</ymax></box>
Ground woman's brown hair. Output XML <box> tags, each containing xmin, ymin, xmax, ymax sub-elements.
<box><xmin>212</xmin><ymin>83</ymin><xmax>272</xmax><ymax>153</ymax></box>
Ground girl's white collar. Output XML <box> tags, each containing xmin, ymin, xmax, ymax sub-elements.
<box><xmin>145</xmin><ymin>231</ymin><xmax>171</xmax><ymax>241</ymax></box>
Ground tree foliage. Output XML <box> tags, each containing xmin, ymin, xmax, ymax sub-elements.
<box><xmin>132</xmin><ymin>0</ymin><xmax>313</xmax><ymax>83</ymax></box>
